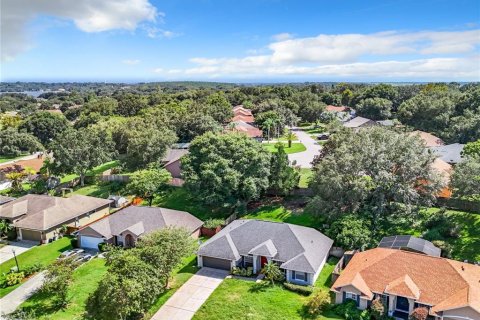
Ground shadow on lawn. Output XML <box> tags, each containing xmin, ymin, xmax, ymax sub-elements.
<box><xmin>248</xmin><ymin>281</ymin><xmax>270</xmax><ymax>293</ymax></box>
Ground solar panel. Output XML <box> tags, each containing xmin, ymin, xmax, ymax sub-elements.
<box><xmin>377</xmin><ymin>235</ymin><xmax>441</xmax><ymax>257</ymax></box>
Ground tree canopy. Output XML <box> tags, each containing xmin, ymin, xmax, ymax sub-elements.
<box><xmin>19</xmin><ymin>111</ymin><xmax>70</xmax><ymax>145</ymax></box>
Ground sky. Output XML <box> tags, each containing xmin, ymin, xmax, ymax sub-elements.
<box><xmin>1</xmin><ymin>0</ymin><xmax>480</xmax><ymax>82</ymax></box>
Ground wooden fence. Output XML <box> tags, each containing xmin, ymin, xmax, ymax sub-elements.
<box><xmin>437</xmin><ymin>197</ymin><xmax>480</xmax><ymax>214</ymax></box>
<box><xmin>97</xmin><ymin>175</ymin><xmax>130</xmax><ymax>183</ymax></box>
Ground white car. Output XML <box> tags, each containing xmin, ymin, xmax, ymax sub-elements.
<box><xmin>59</xmin><ymin>248</ymin><xmax>84</xmax><ymax>259</ymax></box>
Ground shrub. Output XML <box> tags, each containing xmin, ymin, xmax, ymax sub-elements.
<box><xmin>432</xmin><ymin>240</ymin><xmax>453</xmax><ymax>258</ymax></box>
<box><xmin>98</xmin><ymin>242</ymin><xmax>107</xmax><ymax>252</ymax></box>
<box><xmin>305</xmin><ymin>290</ymin><xmax>331</xmax><ymax>315</ymax></box>
<box><xmin>231</xmin><ymin>267</ymin><xmax>254</xmax><ymax>277</ymax></box>
<box><xmin>70</xmin><ymin>237</ymin><xmax>78</xmax><ymax>248</ymax></box>
<box><xmin>370</xmin><ymin>298</ymin><xmax>385</xmax><ymax>319</ymax></box>
<box><xmin>333</xmin><ymin>300</ymin><xmax>370</xmax><ymax>320</ymax></box>
<box><xmin>283</xmin><ymin>282</ymin><xmax>314</xmax><ymax>295</ymax></box>
<box><xmin>22</xmin><ymin>263</ymin><xmax>42</xmax><ymax>277</ymax></box>
<box><xmin>422</xmin><ymin>228</ymin><xmax>443</xmax><ymax>241</ymax></box>
<box><xmin>6</xmin><ymin>272</ymin><xmax>24</xmax><ymax>286</ymax></box>
<box><xmin>423</xmin><ymin>209</ymin><xmax>460</xmax><ymax>238</ymax></box>
<box><xmin>203</xmin><ymin>218</ymin><xmax>224</xmax><ymax>229</ymax></box>
<box><xmin>409</xmin><ymin>307</ymin><xmax>428</xmax><ymax>320</ymax></box>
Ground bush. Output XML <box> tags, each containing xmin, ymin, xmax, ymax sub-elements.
<box><xmin>283</xmin><ymin>282</ymin><xmax>314</xmax><ymax>295</ymax></box>
<box><xmin>423</xmin><ymin>209</ymin><xmax>460</xmax><ymax>238</ymax></box>
<box><xmin>231</xmin><ymin>267</ymin><xmax>254</xmax><ymax>277</ymax></box>
<box><xmin>332</xmin><ymin>300</ymin><xmax>370</xmax><ymax>320</ymax></box>
<box><xmin>432</xmin><ymin>240</ymin><xmax>453</xmax><ymax>258</ymax></box>
<box><xmin>22</xmin><ymin>263</ymin><xmax>42</xmax><ymax>277</ymax></box>
<box><xmin>409</xmin><ymin>307</ymin><xmax>428</xmax><ymax>320</ymax></box>
<box><xmin>203</xmin><ymin>218</ymin><xmax>224</xmax><ymax>229</ymax></box>
<box><xmin>98</xmin><ymin>242</ymin><xmax>107</xmax><ymax>252</ymax></box>
<box><xmin>305</xmin><ymin>290</ymin><xmax>331</xmax><ymax>315</ymax></box>
<box><xmin>370</xmin><ymin>298</ymin><xmax>385</xmax><ymax>319</ymax></box>
<box><xmin>71</xmin><ymin>237</ymin><xmax>78</xmax><ymax>248</ymax></box>
<box><xmin>422</xmin><ymin>228</ymin><xmax>443</xmax><ymax>241</ymax></box>
<box><xmin>6</xmin><ymin>272</ymin><xmax>24</xmax><ymax>286</ymax></box>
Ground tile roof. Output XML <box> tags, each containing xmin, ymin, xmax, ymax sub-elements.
<box><xmin>232</xmin><ymin>114</ymin><xmax>255</xmax><ymax>123</ymax></box>
<box><xmin>198</xmin><ymin>219</ymin><xmax>333</xmax><ymax>274</ymax></box>
<box><xmin>0</xmin><ymin>194</ymin><xmax>112</xmax><ymax>231</ymax></box>
<box><xmin>230</xmin><ymin>120</ymin><xmax>263</xmax><ymax>138</ymax></box>
<box><xmin>331</xmin><ymin>248</ymin><xmax>480</xmax><ymax>314</ymax></box>
<box><xmin>78</xmin><ymin>205</ymin><xmax>203</xmax><ymax>239</ymax></box>
<box><xmin>325</xmin><ymin>105</ymin><xmax>347</xmax><ymax>112</ymax></box>
<box><xmin>409</xmin><ymin>131</ymin><xmax>445</xmax><ymax>147</ymax></box>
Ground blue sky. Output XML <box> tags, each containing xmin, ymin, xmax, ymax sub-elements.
<box><xmin>1</xmin><ymin>0</ymin><xmax>479</xmax><ymax>82</ymax></box>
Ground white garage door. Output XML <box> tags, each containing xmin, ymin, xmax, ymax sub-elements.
<box><xmin>81</xmin><ymin>236</ymin><xmax>103</xmax><ymax>249</ymax></box>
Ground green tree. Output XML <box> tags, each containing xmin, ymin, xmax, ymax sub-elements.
<box><xmin>126</xmin><ymin>168</ymin><xmax>172</xmax><ymax>205</ymax></box>
<box><xmin>0</xmin><ymin>129</ymin><xmax>43</xmax><ymax>156</ymax></box>
<box><xmin>309</xmin><ymin>127</ymin><xmax>443</xmax><ymax>231</ymax></box>
<box><xmin>356</xmin><ymin>98</ymin><xmax>392</xmax><ymax>120</ymax></box>
<box><xmin>370</xmin><ymin>298</ymin><xmax>385</xmax><ymax>319</ymax></box>
<box><xmin>261</xmin><ymin>261</ymin><xmax>283</xmax><ymax>285</ymax></box>
<box><xmin>462</xmin><ymin>140</ymin><xmax>480</xmax><ymax>158</ymax></box>
<box><xmin>19</xmin><ymin>111</ymin><xmax>70</xmax><ymax>145</ymax></box>
<box><xmin>305</xmin><ymin>290</ymin><xmax>331</xmax><ymax>315</ymax></box>
<box><xmin>269</xmin><ymin>143</ymin><xmax>300</xmax><ymax>195</ymax></box>
<box><xmin>41</xmin><ymin>257</ymin><xmax>76</xmax><ymax>308</ymax></box>
<box><xmin>451</xmin><ymin>157</ymin><xmax>480</xmax><ymax>199</ymax></box>
<box><xmin>327</xmin><ymin>215</ymin><xmax>372</xmax><ymax>250</ymax></box>
<box><xmin>182</xmin><ymin>132</ymin><xmax>271</xmax><ymax>208</ymax></box>
<box><xmin>114</xmin><ymin>93</ymin><xmax>149</xmax><ymax>117</ymax></box>
<box><xmin>204</xmin><ymin>92</ymin><xmax>233</xmax><ymax>123</ymax></box>
<box><xmin>136</xmin><ymin>227</ymin><xmax>197</xmax><ymax>288</ymax></box>
<box><xmin>0</xmin><ymin>219</ymin><xmax>13</xmax><ymax>238</ymax></box>
<box><xmin>82</xmin><ymin>96</ymin><xmax>118</xmax><ymax>116</ymax></box>
<box><xmin>285</xmin><ymin>131</ymin><xmax>296</xmax><ymax>148</ymax></box>
<box><xmin>50</xmin><ymin>128</ymin><xmax>115</xmax><ymax>186</ymax></box>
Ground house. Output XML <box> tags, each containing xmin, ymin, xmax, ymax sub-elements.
<box><xmin>343</xmin><ymin>116</ymin><xmax>378</xmax><ymax>130</ymax></box>
<box><xmin>377</xmin><ymin>235</ymin><xmax>441</xmax><ymax>257</ymax></box>
<box><xmin>162</xmin><ymin>148</ymin><xmax>189</xmax><ymax>178</ymax></box>
<box><xmin>409</xmin><ymin>131</ymin><xmax>444</xmax><ymax>147</ymax></box>
<box><xmin>331</xmin><ymin>248</ymin><xmax>480</xmax><ymax>320</ymax></box>
<box><xmin>324</xmin><ymin>105</ymin><xmax>352</xmax><ymax>121</ymax></box>
<box><xmin>0</xmin><ymin>194</ymin><xmax>112</xmax><ymax>243</ymax></box>
<box><xmin>232</xmin><ymin>105</ymin><xmax>255</xmax><ymax>123</ymax></box>
<box><xmin>430</xmin><ymin>157</ymin><xmax>453</xmax><ymax>198</ymax></box>
<box><xmin>197</xmin><ymin>219</ymin><xmax>333</xmax><ymax>286</ymax></box>
<box><xmin>77</xmin><ymin>205</ymin><xmax>203</xmax><ymax>249</ymax></box>
<box><xmin>230</xmin><ymin>120</ymin><xmax>263</xmax><ymax>139</ymax></box>
<box><xmin>430</xmin><ymin>143</ymin><xmax>465</xmax><ymax>164</ymax></box>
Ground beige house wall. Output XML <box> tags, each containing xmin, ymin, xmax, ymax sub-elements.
<box><xmin>442</xmin><ymin>306</ymin><xmax>480</xmax><ymax>320</ymax></box>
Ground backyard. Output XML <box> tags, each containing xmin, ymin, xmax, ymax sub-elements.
<box><xmin>193</xmin><ymin>257</ymin><xmax>341</xmax><ymax>320</ymax></box>
<box><xmin>0</xmin><ymin>237</ymin><xmax>72</xmax><ymax>298</ymax></box>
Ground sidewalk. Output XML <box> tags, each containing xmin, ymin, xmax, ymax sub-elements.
<box><xmin>0</xmin><ymin>272</ymin><xmax>45</xmax><ymax>317</ymax></box>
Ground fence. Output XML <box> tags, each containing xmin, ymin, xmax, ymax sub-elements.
<box><xmin>224</xmin><ymin>212</ymin><xmax>238</xmax><ymax>225</ymax></box>
<box><xmin>97</xmin><ymin>175</ymin><xmax>130</xmax><ymax>183</ymax></box>
<box><xmin>437</xmin><ymin>197</ymin><xmax>480</xmax><ymax>214</ymax></box>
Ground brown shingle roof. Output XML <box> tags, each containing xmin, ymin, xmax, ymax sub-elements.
<box><xmin>409</xmin><ymin>131</ymin><xmax>445</xmax><ymax>147</ymax></box>
<box><xmin>0</xmin><ymin>194</ymin><xmax>112</xmax><ymax>231</ymax></box>
<box><xmin>332</xmin><ymin>248</ymin><xmax>480</xmax><ymax>314</ymax></box>
<box><xmin>326</xmin><ymin>105</ymin><xmax>347</xmax><ymax>112</ymax></box>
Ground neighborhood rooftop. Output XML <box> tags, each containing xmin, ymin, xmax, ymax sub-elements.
<box><xmin>431</xmin><ymin>143</ymin><xmax>465</xmax><ymax>164</ymax></box>
<box><xmin>378</xmin><ymin>235</ymin><xmax>441</xmax><ymax>257</ymax></box>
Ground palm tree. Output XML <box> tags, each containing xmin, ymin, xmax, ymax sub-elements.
<box><xmin>261</xmin><ymin>261</ymin><xmax>283</xmax><ymax>285</ymax></box>
<box><xmin>263</xmin><ymin>119</ymin><xmax>273</xmax><ymax>141</ymax></box>
<box><xmin>286</xmin><ymin>131</ymin><xmax>297</xmax><ymax>148</ymax></box>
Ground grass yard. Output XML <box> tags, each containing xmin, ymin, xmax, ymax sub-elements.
<box><xmin>60</xmin><ymin>160</ymin><xmax>120</xmax><ymax>183</ymax></box>
<box><xmin>0</xmin><ymin>154</ymin><xmax>27</xmax><ymax>164</ymax></box>
<box><xmin>0</xmin><ymin>237</ymin><xmax>72</xmax><ymax>298</ymax></box>
<box><xmin>299</xmin><ymin>168</ymin><xmax>313</xmax><ymax>188</ymax></box>
<box><xmin>244</xmin><ymin>205</ymin><xmax>320</xmax><ymax>229</ymax></box>
<box><xmin>18</xmin><ymin>258</ymin><xmax>108</xmax><ymax>319</ymax></box>
<box><xmin>263</xmin><ymin>142</ymin><xmax>306</xmax><ymax>154</ymax></box>
<box><xmin>153</xmin><ymin>187</ymin><xmax>230</xmax><ymax>221</ymax></box>
<box><xmin>193</xmin><ymin>258</ymin><xmax>341</xmax><ymax>320</ymax></box>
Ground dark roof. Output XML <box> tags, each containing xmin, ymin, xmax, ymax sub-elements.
<box><xmin>78</xmin><ymin>205</ymin><xmax>203</xmax><ymax>239</ymax></box>
<box><xmin>378</xmin><ymin>235</ymin><xmax>441</xmax><ymax>257</ymax></box>
<box><xmin>430</xmin><ymin>143</ymin><xmax>465</xmax><ymax>164</ymax></box>
<box><xmin>162</xmin><ymin>149</ymin><xmax>189</xmax><ymax>166</ymax></box>
<box><xmin>343</xmin><ymin>116</ymin><xmax>377</xmax><ymax>128</ymax></box>
<box><xmin>0</xmin><ymin>196</ymin><xmax>15</xmax><ymax>205</ymax></box>
<box><xmin>198</xmin><ymin>219</ymin><xmax>333</xmax><ymax>273</ymax></box>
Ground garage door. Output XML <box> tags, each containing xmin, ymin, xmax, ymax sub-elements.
<box><xmin>202</xmin><ymin>256</ymin><xmax>231</xmax><ymax>270</ymax></box>
<box><xmin>20</xmin><ymin>229</ymin><xmax>42</xmax><ymax>241</ymax></box>
<box><xmin>81</xmin><ymin>236</ymin><xmax>104</xmax><ymax>249</ymax></box>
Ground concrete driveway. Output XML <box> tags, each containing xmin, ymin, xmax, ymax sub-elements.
<box><xmin>288</xmin><ymin>127</ymin><xmax>322</xmax><ymax>168</ymax></box>
<box><xmin>0</xmin><ymin>241</ymin><xmax>37</xmax><ymax>265</ymax></box>
<box><xmin>152</xmin><ymin>267</ymin><xmax>229</xmax><ymax>320</ymax></box>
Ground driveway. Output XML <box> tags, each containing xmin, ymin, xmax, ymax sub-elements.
<box><xmin>151</xmin><ymin>267</ymin><xmax>229</xmax><ymax>320</ymax></box>
<box><xmin>0</xmin><ymin>241</ymin><xmax>37</xmax><ymax>265</ymax></box>
<box><xmin>288</xmin><ymin>127</ymin><xmax>322</xmax><ymax>168</ymax></box>
<box><xmin>0</xmin><ymin>271</ymin><xmax>45</xmax><ymax>317</ymax></box>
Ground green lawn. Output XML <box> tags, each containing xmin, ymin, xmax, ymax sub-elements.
<box><xmin>244</xmin><ymin>205</ymin><xmax>320</xmax><ymax>229</ymax></box>
<box><xmin>0</xmin><ymin>237</ymin><xmax>72</xmax><ymax>298</ymax></box>
<box><xmin>0</xmin><ymin>154</ymin><xmax>27</xmax><ymax>164</ymax></box>
<box><xmin>60</xmin><ymin>160</ymin><xmax>120</xmax><ymax>183</ymax></box>
<box><xmin>17</xmin><ymin>258</ymin><xmax>108</xmax><ymax>319</ymax></box>
<box><xmin>153</xmin><ymin>187</ymin><xmax>230</xmax><ymax>221</ymax></box>
<box><xmin>263</xmin><ymin>142</ymin><xmax>306</xmax><ymax>154</ymax></box>
<box><xmin>299</xmin><ymin>168</ymin><xmax>313</xmax><ymax>188</ymax></box>
<box><xmin>193</xmin><ymin>258</ymin><xmax>341</xmax><ymax>320</ymax></box>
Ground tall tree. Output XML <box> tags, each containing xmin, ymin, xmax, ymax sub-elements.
<box><xmin>126</xmin><ymin>168</ymin><xmax>172</xmax><ymax>205</ymax></box>
<box><xmin>451</xmin><ymin>157</ymin><xmax>480</xmax><ymax>199</ymax></box>
<box><xmin>269</xmin><ymin>143</ymin><xmax>299</xmax><ymax>195</ymax></box>
<box><xmin>19</xmin><ymin>111</ymin><xmax>70</xmax><ymax>145</ymax></box>
<box><xmin>309</xmin><ymin>127</ymin><xmax>443</xmax><ymax>230</ymax></box>
<box><xmin>356</xmin><ymin>97</ymin><xmax>393</xmax><ymax>120</ymax></box>
<box><xmin>50</xmin><ymin>128</ymin><xmax>115</xmax><ymax>186</ymax></box>
<box><xmin>182</xmin><ymin>132</ymin><xmax>271</xmax><ymax>208</ymax></box>
<box><xmin>0</xmin><ymin>129</ymin><xmax>43</xmax><ymax>156</ymax></box>
<box><xmin>204</xmin><ymin>92</ymin><xmax>233</xmax><ymax>123</ymax></box>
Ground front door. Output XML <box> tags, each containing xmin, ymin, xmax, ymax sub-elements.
<box><xmin>260</xmin><ymin>256</ymin><xmax>268</xmax><ymax>268</ymax></box>
<box><xmin>396</xmin><ymin>296</ymin><xmax>409</xmax><ymax>312</ymax></box>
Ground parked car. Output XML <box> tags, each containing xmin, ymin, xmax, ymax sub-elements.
<box><xmin>73</xmin><ymin>253</ymin><xmax>93</xmax><ymax>264</ymax></box>
<box><xmin>317</xmin><ymin>132</ymin><xmax>330</xmax><ymax>140</ymax></box>
<box><xmin>58</xmin><ymin>248</ymin><xmax>84</xmax><ymax>259</ymax></box>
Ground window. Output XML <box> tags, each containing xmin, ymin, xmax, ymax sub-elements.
<box><xmin>292</xmin><ymin>271</ymin><xmax>307</xmax><ymax>281</ymax></box>
<box><xmin>346</xmin><ymin>292</ymin><xmax>357</xmax><ymax>301</ymax></box>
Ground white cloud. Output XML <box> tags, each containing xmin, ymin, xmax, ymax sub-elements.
<box><xmin>122</xmin><ymin>59</ymin><xmax>141</xmax><ymax>65</ymax></box>
<box><xmin>144</xmin><ymin>27</ymin><xmax>180</xmax><ymax>39</ymax></box>
<box><xmin>271</xmin><ymin>32</ymin><xmax>293</xmax><ymax>41</ymax></box>
<box><xmin>1</xmin><ymin>0</ymin><xmax>158</xmax><ymax>61</ymax></box>
<box><xmin>161</xmin><ymin>29</ymin><xmax>480</xmax><ymax>80</ymax></box>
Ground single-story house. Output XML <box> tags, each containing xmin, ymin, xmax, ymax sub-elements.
<box><xmin>230</xmin><ymin>120</ymin><xmax>263</xmax><ymax>140</ymax></box>
<box><xmin>430</xmin><ymin>143</ymin><xmax>465</xmax><ymax>164</ymax></box>
<box><xmin>409</xmin><ymin>130</ymin><xmax>444</xmax><ymax>147</ymax></box>
<box><xmin>331</xmin><ymin>248</ymin><xmax>480</xmax><ymax>320</ymax></box>
<box><xmin>197</xmin><ymin>219</ymin><xmax>333</xmax><ymax>286</ymax></box>
<box><xmin>0</xmin><ymin>194</ymin><xmax>112</xmax><ymax>243</ymax></box>
<box><xmin>162</xmin><ymin>148</ymin><xmax>189</xmax><ymax>178</ymax></box>
<box><xmin>324</xmin><ymin>105</ymin><xmax>352</xmax><ymax>122</ymax></box>
<box><xmin>343</xmin><ymin>116</ymin><xmax>378</xmax><ymax>130</ymax></box>
<box><xmin>77</xmin><ymin>205</ymin><xmax>203</xmax><ymax>249</ymax></box>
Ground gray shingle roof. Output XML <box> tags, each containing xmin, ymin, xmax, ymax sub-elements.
<box><xmin>343</xmin><ymin>116</ymin><xmax>377</xmax><ymax>128</ymax></box>
<box><xmin>430</xmin><ymin>143</ymin><xmax>465</xmax><ymax>164</ymax></box>
<box><xmin>79</xmin><ymin>205</ymin><xmax>203</xmax><ymax>239</ymax></box>
<box><xmin>198</xmin><ymin>219</ymin><xmax>333</xmax><ymax>274</ymax></box>
<box><xmin>162</xmin><ymin>149</ymin><xmax>189</xmax><ymax>166</ymax></box>
<box><xmin>248</xmin><ymin>239</ymin><xmax>277</xmax><ymax>257</ymax></box>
